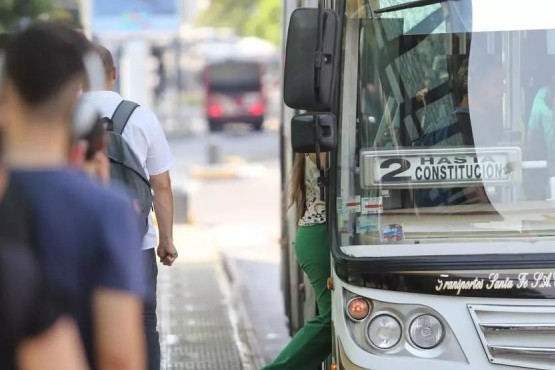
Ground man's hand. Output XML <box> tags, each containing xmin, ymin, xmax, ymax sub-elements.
<box><xmin>416</xmin><ymin>87</ymin><xmax>428</xmax><ymax>103</ymax></box>
<box><xmin>157</xmin><ymin>240</ymin><xmax>178</xmax><ymax>266</ymax></box>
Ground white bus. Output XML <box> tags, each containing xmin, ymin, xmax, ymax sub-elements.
<box><xmin>280</xmin><ymin>0</ymin><xmax>555</xmax><ymax>369</ymax></box>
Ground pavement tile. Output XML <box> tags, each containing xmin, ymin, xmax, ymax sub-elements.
<box><xmin>158</xmin><ymin>224</ymin><xmax>252</xmax><ymax>370</ymax></box>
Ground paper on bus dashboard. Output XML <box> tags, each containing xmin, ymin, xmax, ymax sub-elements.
<box><xmin>360</xmin><ymin>147</ymin><xmax>522</xmax><ymax>189</ymax></box>
<box><xmin>472</xmin><ymin>219</ymin><xmax>555</xmax><ymax>233</ymax></box>
<box><xmin>471</xmin><ymin>221</ymin><xmax>524</xmax><ymax>231</ymax></box>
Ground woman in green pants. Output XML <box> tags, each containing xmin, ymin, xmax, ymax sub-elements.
<box><xmin>262</xmin><ymin>153</ymin><xmax>331</xmax><ymax>370</ymax></box>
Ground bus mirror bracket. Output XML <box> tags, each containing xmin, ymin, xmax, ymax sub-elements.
<box><xmin>283</xmin><ymin>6</ymin><xmax>339</xmax><ymax>111</ymax></box>
<box><xmin>292</xmin><ymin>113</ymin><xmax>336</xmax><ymax>201</ymax></box>
<box><xmin>291</xmin><ymin>113</ymin><xmax>337</xmax><ymax>154</ymax></box>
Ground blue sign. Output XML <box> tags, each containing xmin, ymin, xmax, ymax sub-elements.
<box><xmin>91</xmin><ymin>0</ymin><xmax>180</xmax><ymax>35</ymax></box>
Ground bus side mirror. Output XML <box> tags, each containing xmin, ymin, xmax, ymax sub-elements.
<box><xmin>291</xmin><ymin>113</ymin><xmax>337</xmax><ymax>153</ymax></box>
<box><xmin>284</xmin><ymin>8</ymin><xmax>339</xmax><ymax>111</ymax></box>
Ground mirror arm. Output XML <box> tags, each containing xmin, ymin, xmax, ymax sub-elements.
<box><xmin>314</xmin><ymin>51</ymin><xmax>323</xmax><ymax>90</ymax></box>
<box><xmin>318</xmin><ymin>165</ymin><xmax>328</xmax><ymax>202</ymax></box>
<box><xmin>314</xmin><ymin>114</ymin><xmax>328</xmax><ymax>202</ymax></box>
<box><xmin>314</xmin><ymin>0</ymin><xmax>325</xmax><ymax>91</ymax></box>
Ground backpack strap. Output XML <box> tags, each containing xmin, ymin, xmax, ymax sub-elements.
<box><xmin>110</xmin><ymin>100</ymin><xmax>139</xmax><ymax>135</ymax></box>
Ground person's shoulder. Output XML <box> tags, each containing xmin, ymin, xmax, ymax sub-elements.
<box><xmin>531</xmin><ymin>86</ymin><xmax>550</xmax><ymax>101</ymax></box>
<box><xmin>83</xmin><ymin>91</ymin><xmax>123</xmax><ymax>107</ymax></box>
<box><xmin>11</xmin><ymin>168</ymin><xmax>87</xmax><ymax>191</ymax></box>
<box><xmin>48</xmin><ymin>170</ymin><xmax>132</xmax><ymax>211</ymax></box>
<box><xmin>128</xmin><ymin>103</ymin><xmax>161</xmax><ymax>127</ymax></box>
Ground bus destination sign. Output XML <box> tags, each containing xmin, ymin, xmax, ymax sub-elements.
<box><xmin>360</xmin><ymin>147</ymin><xmax>522</xmax><ymax>189</ymax></box>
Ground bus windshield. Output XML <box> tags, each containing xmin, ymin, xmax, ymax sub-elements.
<box><xmin>205</xmin><ymin>61</ymin><xmax>261</xmax><ymax>92</ymax></box>
<box><xmin>338</xmin><ymin>0</ymin><xmax>555</xmax><ymax>248</ymax></box>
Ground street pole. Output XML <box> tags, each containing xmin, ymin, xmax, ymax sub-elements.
<box><xmin>207</xmin><ymin>135</ymin><xmax>222</xmax><ymax>165</ymax></box>
<box><xmin>78</xmin><ymin>0</ymin><xmax>92</xmax><ymax>39</ymax></box>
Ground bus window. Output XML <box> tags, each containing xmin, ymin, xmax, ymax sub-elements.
<box><xmin>203</xmin><ymin>60</ymin><xmax>265</xmax><ymax>132</ymax></box>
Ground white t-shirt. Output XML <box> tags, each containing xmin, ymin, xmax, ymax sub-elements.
<box><xmin>84</xmin><ymin>91</ymin><xmax>174</xmax><ymax>250</ymax></box>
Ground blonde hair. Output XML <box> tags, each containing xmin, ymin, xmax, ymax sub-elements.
<box><xmin>289</xmin><ymin>153</ymin><xmax>306</xmax><ymax>222</ymax></box>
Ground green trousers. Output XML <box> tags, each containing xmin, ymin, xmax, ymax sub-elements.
<box><xmin>261</xmin><ymin>223</ymin><xmax>331</xmax><ymax>370</ymax></box>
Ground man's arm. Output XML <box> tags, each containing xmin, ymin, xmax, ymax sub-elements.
<box><xmin>18</xmin><ymin>317</ymin><xmax>89</xmax><ymax>370</ymax></box>
<box><xmin>93</xmin><ymin>290</ymin><xmax>145</xmax><ymax>370</ymax></box>
<box><xmin>150</xmin><ymin>171</ymin><xmax>177</xmax><ymax>266</ymax></box>
<box><xmin>140</xmin><ymin>107</ymin><xmax>175</xmax><ymax>264</ymax></box>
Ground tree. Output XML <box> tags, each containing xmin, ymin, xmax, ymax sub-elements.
<box><xmin>0</xmin><ymin>0</ymin><xmax>52</xmax><ymax>31</ymax></box>
<box><xmin>196</xmin><ymin>0</ymin><xmax>281</xmax><ymax>45</ymax></box>
<box><xmin>196</xmin><ymin>0</ymin><xmax>252</xmax><ymax>34</ymax></box>
<box><xmin>244</xmin><ymin>0</ymin><xmax>281</xmax><ymax>45</ymax></box>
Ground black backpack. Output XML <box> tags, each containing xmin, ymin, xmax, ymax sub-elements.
<box><xmin>106</xmin><ymin>100</ymin><xmax>153</xmax><ymax>235</ymax></box>
<box><xmin>0</xmin><ymin>181</ymin><xmax>45</xmax><ymax>365</ymax></box>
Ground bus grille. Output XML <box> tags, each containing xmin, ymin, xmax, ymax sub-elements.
<box><xmin>468</xmin><ymin>304</ymin><xmax>555</xmax><ymax>370</ymax></box>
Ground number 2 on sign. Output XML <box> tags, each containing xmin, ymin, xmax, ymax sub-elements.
<box><xmin>380</xmin><ymin>158</ymin><xmax>411</xmax><ymax>182</ymax></box>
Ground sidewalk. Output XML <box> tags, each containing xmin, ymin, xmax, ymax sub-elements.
<box><xmin>158</xmin><ymin>224</ymin><xmax>256</xmax><ymax>370</ymax></box>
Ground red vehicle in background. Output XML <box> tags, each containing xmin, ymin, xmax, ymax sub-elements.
<box><xmin>203</xmin><ymin>59</ymin><xmax>265</xmax><ymax>132</ymax></box>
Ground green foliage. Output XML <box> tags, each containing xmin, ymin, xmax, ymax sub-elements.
<box><xmin>49</xmin><ymin>7</ymin><xmax>81</xmax><ymax>28</ymax></box>
<box><xmin>244</xmin><ymin>0</ymin><xmax>281</xmax><ymax>45</ymax></box>
<box><xmin>0</xmin><ymin>0</ymin><xmax>53</xmax><ymax>31</ymax></box>
<box><xmin>196</xmin><ymin>0</ymin><xmax>252</xmax><ymax>33</ymax></box>
<box><xmin>197</xmin><ymin>0</ymin><xmax>281</xmax><ymax>45</ymax></box>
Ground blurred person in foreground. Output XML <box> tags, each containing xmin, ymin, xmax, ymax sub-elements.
<box><xmin>2</xmin><ymin>22</ymin><xmax>145</xmax><ymax>370</ymax></box>
<box><xmin>0</xmin><ymin>34</ymin><xmax>88</xmax><ymax>370</ymax></box>
<box><xmin>85</xmin><ymin>44</ymin><xmax>176</xmax><ymax>370</ymax></box>
<box><xmin>0</xmin><ymin>136</ymin><xmax>88</xmax><ymax>370</ymax></box>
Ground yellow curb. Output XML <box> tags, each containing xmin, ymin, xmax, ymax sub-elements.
<box><xmin>172</xmin><ymin>224</ymin><xmax>219</xmax><ymax>264</ymax></box>
<box><xmin>189</xmin><ymin>165</ymin><xmax>238</xmax><ymax>180</ymax></box>
<box><xmin>225</xmin><ymin>155</ymin><xmax>246</xmax><ymax>165</ymax></box>
<box><xmin>185</xmin><ymin>212</ymin><xmax>196</xmax><ymax>225</ymax></box>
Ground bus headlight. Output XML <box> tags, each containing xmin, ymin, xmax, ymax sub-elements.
<box><xmin>409</xmin><ymin>314</ymin><xmax>444</xmax><ymax>349</ymax></box>
<box><xmin>367</xmin><ymin>314</ymin><xmax>402</xmax><ymax>349</ymax></box>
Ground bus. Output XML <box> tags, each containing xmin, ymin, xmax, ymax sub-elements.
<box><xmin>203</xmin><ymin>58</ymin><xmax>265</xmax><ymax>132</ymax></box>
<box><xmin>280</xmin><ymin>0</ymin><xmax>555</xmax><ymax>369</ymax></box>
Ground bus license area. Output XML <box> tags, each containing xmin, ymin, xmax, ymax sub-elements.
<box><xmin>361</xmin><ymin>148</ymin><xmax>522</xmax><ymax>189</ymax></box>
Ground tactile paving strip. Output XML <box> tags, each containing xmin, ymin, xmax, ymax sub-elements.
<box><xmin>159</xmin><ymin>263</ymin><xmax>243</xmax><ymax>370</ymax></box>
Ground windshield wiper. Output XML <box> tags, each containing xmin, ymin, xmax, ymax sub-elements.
<box><xmin>374</xmin><ymin>0</ymin><xmax>458</xmax><ymax>14</ymax></box>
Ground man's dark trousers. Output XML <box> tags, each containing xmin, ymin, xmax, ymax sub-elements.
<box><xmin>143</xmin><ymin>248</ymin><xmax>160</xmax><ymax>370</ymax></box>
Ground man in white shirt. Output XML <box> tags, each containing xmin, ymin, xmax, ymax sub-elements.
<box><xmin>85</xmin><ymin>44</ymin><xmax>177</xmax><ymax>370</ymax></box>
